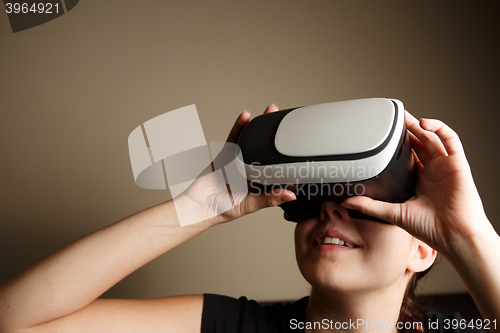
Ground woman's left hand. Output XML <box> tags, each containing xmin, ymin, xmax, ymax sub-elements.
<box><xmin>342</xmin><ymin>111</ymin><xmax>493</xmax><ymax>258</ymax></box>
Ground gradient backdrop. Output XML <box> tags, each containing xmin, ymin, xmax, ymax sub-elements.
<box><xmin>1</xmin><ymin>0</ymin><xmax>499</xmax><ymax>302</ymax></box>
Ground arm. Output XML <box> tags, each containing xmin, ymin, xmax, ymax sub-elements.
<box><xmin>449</xmin><ymin>222</ymin><xmax>500</xmax><ymax>328</ymax></box>
<box><xmin>0</xmin><ymin>200</ymin><xmax>207</xmax><ymax>333</ymax></box>
<box><xmin>342</xmin><ymin>112</ymin><xmax>500</xmax><ymax>330</ymax></box>
<box><xmin>0</xmin><ymin>106</ymin><xmax>296</xmax><ymax>333</ymax></box>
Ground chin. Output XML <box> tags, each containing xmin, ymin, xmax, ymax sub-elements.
<box><xmin>298</xmin><ymin>259</ymin><xmax>365</xmax><ymax>294</ymax></box>
<box><xmin>298</xmin><ymin>256</ymin><xmax>406</xmax><ymax>297</ymax></box>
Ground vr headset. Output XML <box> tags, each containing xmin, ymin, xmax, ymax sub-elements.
<box><xmin>235</xmin><ymin>98</ymin><xmax>417</xmax><ymax>223</ymax></box>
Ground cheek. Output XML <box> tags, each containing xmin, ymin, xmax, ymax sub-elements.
<box><xmin>294</xmin><ymin>220</ymin><xmax>318</xmax><ymax>274</ymax></box>
<box><xmin>294</xmin><ymin>220</ymin><xmax>314</xmax><ymax>255</ymax></box>
<box><xmin>359</xmin><ymin>223</ymin><xmax>414</xmax><ymax>278</ymax></box>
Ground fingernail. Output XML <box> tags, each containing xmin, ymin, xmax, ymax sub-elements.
<box><xmin>280</xmin><ymin>193</ymin><xmax>296</xmax><ymax>202</ymax></box>
<box><xmin>340</xmin><ymin>202</ymin><xmax>355</xmax><ymax>209</ymax></box>
<box><xmin>271</xmin><ymin>103</ymin><xmax>279</xmax><ymax>109</ymax></box>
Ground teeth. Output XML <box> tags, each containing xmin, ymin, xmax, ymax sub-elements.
<box><xmin>319</xmin><ymin>236</ymin><xmax>355</xmax><ymax>247</ymax></box>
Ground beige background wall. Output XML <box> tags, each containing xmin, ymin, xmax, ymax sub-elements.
<box><xmin>0</xmin><ymin>0</ymin><xmax>499</xmax><ymax>302</ymax></box>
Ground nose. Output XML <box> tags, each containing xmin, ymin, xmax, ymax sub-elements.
<box><xmin>320</xmin><ymin>201</ymin><xmax>351</xmax><ymax>223</ymax></box>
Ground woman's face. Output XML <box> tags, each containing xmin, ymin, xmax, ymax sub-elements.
<box><xmin>295</xmin><ymin>201</ymin><xmax>417</xmax><ymax>295</ymax></box>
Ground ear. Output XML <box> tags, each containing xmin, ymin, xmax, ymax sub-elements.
<box><xmin>407</xmin><ymin>239</ymin><xmax>437</xmax><ymax>273</ymax></box>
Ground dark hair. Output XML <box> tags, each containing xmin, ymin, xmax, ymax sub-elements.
<box><xmin>397</xmin><ymin>266</ymin><xmax>433</xmax><ymax>333</ymax></box>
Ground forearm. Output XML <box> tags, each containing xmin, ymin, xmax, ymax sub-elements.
<box><xmin>445</xmin><ymin>219</ymin><xmax>500</xmax><ymax>332</ymax></box>
<box><xmin>0</xmin><ymin>199</ymin><xmax>211</xmax><ymax>331</ymax></box>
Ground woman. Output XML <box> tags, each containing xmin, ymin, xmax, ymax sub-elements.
<box><xmin>0</xmin><ymin>105</ymin><xmax>498</xmax><ymax>333</ymax></box>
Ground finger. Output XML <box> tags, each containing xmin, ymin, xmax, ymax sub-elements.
<box><xmin>419</xmin><ymin>118</ymin><xmax>465</xmax><ymax>156</ymax></box>
<box><xmin>226</xmin><ymin>111</ymin><xmax>251</xmax><ymax>143</ymax></box>
<box><xmin>242</xmin><ymin>188</ymin><xmax>296</xmax><ymax>214</ymax></box>
<box><xmin>263</xmin><ymin>104</ymin><xmax>279</xmax><ymax>114</ymax></box>
<box><xmin>405</xmin><ymin>111</ymin><xmax>448</xmax><ymax>159</ymax></box>
<box><xmin>408</xmin><ymin>130</ymin><xmax>431</xmax><ymax>165</ymax></box>
<box><xmin>341</xmin><ymin>196</ymin><xmax>404</xmax><ymax>227</ymax></box>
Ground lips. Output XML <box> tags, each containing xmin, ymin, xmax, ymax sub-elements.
<box><xmin>313</xmin><ymin>229</ymin><xmax>360</xmax><ymax>248</ymax></box>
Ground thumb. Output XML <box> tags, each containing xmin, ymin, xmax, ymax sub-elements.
<box><xmin>242</xmin><ymin>189</ymin><xmax>296</xmax><ymax>215</ymax></box>
<box><xmin>341</xmin><ymin>196</ymin><xmax>404</xmax><ymax>227</ymax></box>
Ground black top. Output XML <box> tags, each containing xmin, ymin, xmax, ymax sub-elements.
<box><xmin>201</xmin><ymin>294</ymin><xmax>487</xmax><ymax>333</ymax></box>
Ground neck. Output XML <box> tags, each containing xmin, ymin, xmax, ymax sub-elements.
<box><xmin>304</xmin><ymin>285</ymin><xmax>407</xmax><ymax>333</ymax></box>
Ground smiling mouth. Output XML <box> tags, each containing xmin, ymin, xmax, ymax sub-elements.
<box><xmin>314</xmin><ymin>237</ymin><xmax>358</xmax><ymax>248</ymax></box>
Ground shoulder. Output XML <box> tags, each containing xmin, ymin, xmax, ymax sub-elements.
<box><xmin>424</xmin><ymin>311</ymin><xmax>489</xmax><ymax>333</ymax></box>
<box><xmin>202</xmin><ymin>294</ymin><xmax>309</xmax><ymax>333</ymax></box>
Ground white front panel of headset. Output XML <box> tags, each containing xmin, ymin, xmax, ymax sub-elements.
<box><xmin>274</xmin><ymin>98</ymin><xmax>395</xmax><ymax>157</ymax></box>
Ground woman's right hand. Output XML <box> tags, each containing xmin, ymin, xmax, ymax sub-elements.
<box><xmin>173</xmin><ymin>105</ymin><xmax>296</xmax><ymax>227</ymax></box>
<box><xmin>0</xmin><ymin>106</ymin><xmax>298</xmax><ymax>333</ymax></box>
